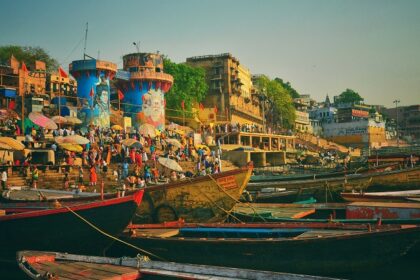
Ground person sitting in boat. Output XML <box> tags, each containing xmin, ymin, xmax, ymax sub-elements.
<box><xmin>170</xmin><ymin>170</ymin><xmax>178</xmax><ymax>181</ymax></box>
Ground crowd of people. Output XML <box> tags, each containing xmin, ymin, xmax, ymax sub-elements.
<box><xmin>1</xmin><ymin>122</ymin><xmax>223</xmax><ymax>191</ymax></box>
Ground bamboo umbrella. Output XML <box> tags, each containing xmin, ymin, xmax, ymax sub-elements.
<box><xmin>111</xmin><ymin>124</ymin><xmax>123</xmax><ymax>131</ymax></box>
<box><xmin>59</xmin><ymin>143</ymin><xmax>83</xmax><ymax>153</ymax></box>
<box><xmin>139</xmin><ymin>123</ymin><xmax>156</xmax><ymax>137</ymax></box>
<box><xmin>0</xmin><ymin>137</ymin><xmax>25</xmax><ymax>151</ymax></box>
<box><xmin>64</xmin><ymin>116</ymin><xmax>82</xmax><ymax>125</ymax></box>
<box><xmin>165</xmin><ymin>138</ymin><xmax>183</xmax><ymax>149</ymax></box>
<box><xmin>51</xmin><ymin>116</ymin><xmax>67</xmax><ymax>124</ymax></box>
<box><xmin>55</xmin><ymin>135</ymin><xmax>90</xmax><ymax>145</ymax></box>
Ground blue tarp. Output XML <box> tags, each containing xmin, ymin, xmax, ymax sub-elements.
<box><xmin>0</xmin><ymin>88</ymin><xmax>16</xmax><ymax>98</ymax></box>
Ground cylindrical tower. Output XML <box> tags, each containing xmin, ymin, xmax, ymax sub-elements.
<box><xmin>69</xmin><ymin>59</ymin><xmax>117</xmax><ymax>128</ymax></box>
<box><xmin>117</xmin><ymin>53</ymin><xmax>173</xmax><ymax>130</ymax></box>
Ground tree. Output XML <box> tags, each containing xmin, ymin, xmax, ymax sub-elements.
<box><xmin>0</xmin><ymin>45</ymin><xmax>59</xmax><ymax>72</ymax></box>
<box><xmin>274</xmin><ymin>77</ymin><xmax>300</xmax><ymax>98</ymax></box>
<box><xmin>335</xmin><ymin>88</ymin><xmax>364</xmax><ymax>105</ymax></box>
<box><xmin>163</xmin><ymin>58</ymin><xmax>208</xmax><ymax>118</ymax></box>
<box><xmin>254</xmin><ymin>75</ymin><xmax>296</xmax><ymax>128</ymax></box>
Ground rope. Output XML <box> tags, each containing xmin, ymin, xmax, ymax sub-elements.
<box><xmin>64</xmin><ymin>206</ymin><xmax>165</xmax><ymax>261</ymax></box>
<box><xmin>183</xmin><ymin>176</ymin><xmax>243</xmax><ymax>223</ymax></box>
<box><xmin>207</xmin><ymin>173</ymin><xmax>267</xmax><ymax>222</ymax></box>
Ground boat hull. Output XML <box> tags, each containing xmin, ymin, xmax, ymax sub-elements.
<box><xmin>135</xmin><ymin>165</ymin><xmax>252</xmax><ymax>223</ymax></box>
<box><xmin>0</xmin><ymin>191</ymin><xmax>143</xmax><ymax>262</ymax></box>
<box><xmin>114</xmin><ymin>225</ymin><xmax>420</xmax><ymax>276</ymax></box>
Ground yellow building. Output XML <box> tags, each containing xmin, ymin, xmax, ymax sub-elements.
<box><xmin>186</xmin><ymin>53</ymin><xmax>262</xmax><ymax>126</ymax></box>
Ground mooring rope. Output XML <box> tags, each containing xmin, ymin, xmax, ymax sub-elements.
<box><xmin>208</xmin><ymin>173</ymin><xmax>268</xmax><ymax>222</ymax></box>
<box><xmin>64</xmin><ymin>206</ymin><xmax>166</xmax><ymax>261</ymax></box>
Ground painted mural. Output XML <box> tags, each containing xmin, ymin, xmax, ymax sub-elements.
<box><xmin>138</xmin><ymin>88</ymin><xmax>165</xmax><ymax>130</ymax></box>
<box><xmin>93</xmin><ymin>76</ymin><xmax>110</xmax><ymax>128</ymax></box>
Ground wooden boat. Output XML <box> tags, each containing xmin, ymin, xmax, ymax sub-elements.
<box><xmin>250</xmin><ymin>163</ymin><xmax>398</xmax><ymax>183</ymax></box>
<box><xmin>0</xmin><ymin>190</ymin><xmax>143</xmax><ymax>263</ymax></box>
<box><xmin>1</xmin><ymin>187</ymin><xmax>107</xmax><ymax>202</ymax></box>
<box><xmin>17</xmin><ymin>251</ymin><xmax>336</xmax><ymax>280</ymax></box>
<box><xmin>341</xmin><ymin>190</ymin><xmax>420</xmax><ymax>202</ymax></box>
<box><xmin>109</xmin><ymin>222</ymin><xmax>420</xmax><ymax>276</ymax></box>
<box><xmin>135</xmin><ymin>163</ymin><xmax>253</xmax><ymax>223</ymax></box>
<box><xmin>246</xmin><ymin>167</ymin><xmax>420</xmax><ymax>194</ymax></box>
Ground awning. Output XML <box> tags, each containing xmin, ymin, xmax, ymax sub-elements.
<box><xmin>0</xmin><ymin>88</ymin><xmax>16</xmax><ymax>98</ymax></box>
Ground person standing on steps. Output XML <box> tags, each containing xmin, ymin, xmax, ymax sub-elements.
<box><xmin>1</xmin><ymin>168</ymin><xmax>7</xmax><ymax>190</ymax></box>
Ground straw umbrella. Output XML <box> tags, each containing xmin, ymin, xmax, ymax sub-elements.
<box><xmin>55</xmin><ymin>135</ymin><xmax>90</xmax><ymax>145</ymax></box>
<box><xmin>51</xmin><ymin>116</ymin><xmax>67</xmax><ymax>125</ymax></box>
<box><xmin>0</xmin><ymin>137</ymin><xmax>25</xmax><ymax>151</ymax></box>
<box><xmin>59</xmin><ymin>143</ymin><xmax>83</xmax><ymax>153</ymax></box>
<box><xmin>64</xmin><ymin>116</ymin><xmax>82</xmax><ymax>125</ymax></box>
<box><xmin>165</xmin><ymin>138</ymin><xmax>183</xmax><ymax>149</ymax></box>
<box><xmin>111</xmin><ymin>124</ymin><xmax>123</xmax><ymax>131</ymax></box>
<box><xmin>139</xmin><ymin>123</ymin><xmax>156</xmax><ymax>137</ymax></box>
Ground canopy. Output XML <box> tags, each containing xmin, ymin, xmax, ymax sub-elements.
<box><xmin>0</xmin><ymin>142</ymin><xmax>13</xmax><ymax>150</ymax></box>
<box><xmin>121</xmin><ymin>138</ymin><xmax>142</xmax><ymax>148</ymax></box>
<box><xmin>51</xmin><ymin>116</ymin><xmax>67</xmax><ymax>124</ymax></box>
<box><xmin>165</xmin><ymin>138</ymin><xmax>183</xmax><ymax>149</ymax></box>
<box><xmin>55</xmin><ymin>135</ymin><xmax>90</xmax><ymax>145</ymax></box>
<box><xmin>111</xmin><ymin>124</ymin><xmax>123</xmax><ymax>131</ymax></box>
<box><xmin>59</xmin><ymin>143</ymin><xmax>83</xmax><ymax>153</ymax></box>
<box><xmin>0</xmin><ymin>137</ymin><xmax>25</xmax><ymax>150</ymax></box>
<box><xmin>65</xmin><ymin>116</ymin><xmax>82</xmax><ymax>125</ymax></box>
<box><xmin>158</xmin><ymin>157</ymin><xmax>183</xmax><ymax>172</ymax></box>
<box><xmin>139</xmin><ymin>123</ymin><xmax>156</xmax><ymax>137</ymax></box>
<box><xmin>28</xmin><ymin>112</ymin><xmax>58</xmax><ymax>130</ymax></box>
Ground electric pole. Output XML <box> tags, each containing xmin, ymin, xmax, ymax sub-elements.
<box><xmin>393</xmin><ymin>99</ymin><xmax>400</xmax><ymax>147</ymax></box>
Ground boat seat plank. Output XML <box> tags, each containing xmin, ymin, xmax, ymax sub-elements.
<box><xmin>33</xmin><ymin>262</ymin><xmax>88</xmax><ymax>280</ymax></box>
<box><xmin>57</xmin><ymin>261</ymin><xmax>138</xmax><ymax>280</ymax></box>
<box><xmin>133</xmin><ymin>228</ymin><xmax>180</xmax><ymax>237</ymax></box>
<box><xmin>74</xmin><ymin>261</ymin><xmax>141</xmax><ymax>276</ymax></box>
<box><xmin>294</xmin><ymin>230</ymin><xmax>364</xmax><ymax>239</ymax></box>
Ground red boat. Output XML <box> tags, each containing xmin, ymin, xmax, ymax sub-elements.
<box><xmin>0</xmin><ymin>190</ymin><xmax>144</xmax><ymax>263</ymax></box>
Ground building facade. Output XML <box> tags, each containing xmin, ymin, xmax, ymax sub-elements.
<box><xmin>186</xmin><ymin>53</ymin><xmax>262</xmax><ymax>126</ymax></box>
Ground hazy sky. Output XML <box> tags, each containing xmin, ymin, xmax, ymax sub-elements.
<box><xmin>2</xmin><ymin>0</ymin><xmax>419</xmax><ymax>107</ymax></box>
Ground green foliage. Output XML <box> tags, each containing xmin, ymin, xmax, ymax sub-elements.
<box><xmin>274</xmin><ymin>77</ymin><xmax>300</xmax><ymax>98</ymax></box>
<box><xmin>163</xmin><ymin>58</ymin><xmax>208</xmax><ymax>118</ymax></box>
<box><xmin>0</xmin><ymin>45</ymin><xmax>58</xmax><ymax>72</ymax></box>
<box><xmin>335</xmin><ymin>88</ymin><xmax>364</xmax><ymax>105</ymax></box>
<box><xmin>254</xmin><ymin>75</ymin><xmax>296</xmax><ymax>128</ymax></box>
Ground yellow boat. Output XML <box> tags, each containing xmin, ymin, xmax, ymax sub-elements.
<box><xmin>134</xmin><ymin>163</ymin><xmax>253</xmax><ymax>223</ymax></box>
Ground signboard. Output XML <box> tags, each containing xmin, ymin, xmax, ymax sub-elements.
<box><xmin>123</xmin><ymin>117</ymin><xmax>132</xmax><ymax>130</ymax></box>
<box><xmin>193</xmin><ymin>133</ymin><xmax>202</xmax><ymax>145</ymax></box>
<box><xmin>116</xmin><ymin>70</ymin><xmax>131</xmax><ymax>81</ymax></box>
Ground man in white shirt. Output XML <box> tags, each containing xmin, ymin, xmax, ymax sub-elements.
<box><xmin>1</xmin><ymin>169</ymin><xmax>7</xmax><ymax>190</ymax></box>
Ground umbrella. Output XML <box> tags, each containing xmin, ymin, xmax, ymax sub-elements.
<box><xmin>59</xmin><ymin>143</ymin><xmax>83</xmax><ymax>153</ymax></box>
<box><xmin>0</xmin><ymin>109</ymin><xmax>20</xmax><ymax>121</ymax></box>
<box><xmin>196</xmin><ymin>144</ymin><xmax>211</xmax><ymax>155</ymax></box>
<box><xmin>51</xmin><ymin>116</ymin><xmax>67</xmax><ymax>124</ymax></box>
<box><xmin>0</xmin><ymin>142</ymin><xmax>13</xmax><ymax>150</ymax></box>
<box><xmin>121</xmin><ymin>138</ymin><xmax>142</xmax><ymax>148</ymax></box>
<box><xmin>65</xmin><ymin>116</ymin><xmax>82</xmax><ymax>125</ymax></box>
<box><xmin>158</xmin><ymin>157</ymin><xmax>183</xmax><ymax>172</ymax></box>
<box><xmin>0</xmin><ymin>137</ymin><xmax>25</xmax><ymax>151</ymax></box>
<box><xmin>55</xmin><ymin>135</ymin><xmax>90</xmax><ymax>145</ymax></box>
<box><xmin>111</xmin><ymin>124</ymin><xmax>123</xmax><ymax>131</ymax></box>
<box><xmin>28</xmin><ymin>112</ymin><xmax>58</xmax><ymax>130</ymax></box>
<box><xmin>165</xmin><ymin>138</ymin><xmax>183</xmax><ymax>149</ymax></box>
<box><xmin>174</xmin><ymin>129</ymin><xmax>185</xmax><ymax>136</ymax></box>
<box><xmin>139</xmin><ymin>123</ymin><xmax>156</xmax><ymax>137</ymax></box>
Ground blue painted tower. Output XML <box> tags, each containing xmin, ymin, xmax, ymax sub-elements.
<box><xmin>69</xmin><ymin>59</ymin><xmax>117</xmax><ymax>128</ymax></box>
<box><xmin>117</xmin><ymin>53</ymin><xmax>173</xmax><ymax>130</ymax></box>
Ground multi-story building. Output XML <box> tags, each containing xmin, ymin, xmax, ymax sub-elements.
<box><xmin>186</xmin><ymin>53</ymin><xmax>262</xmax><ymax>126</ymax></box>
<box><xmin>384</xmin><ymin>105</ymin><xmax>420</xmax><ymax>143</ymax></box>
<box><xmin>336</xmin><ymin>104</ymin><xmax>371</xmax><ymax>123</ymax></box>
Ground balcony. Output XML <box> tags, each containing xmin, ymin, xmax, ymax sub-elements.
<box><xmin>130</xmin><ymin>71</ymin><xmax>173</xmax><ymax>83</ymax></box>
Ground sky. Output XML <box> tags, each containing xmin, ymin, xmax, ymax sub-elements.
<box><xmin>1</xmin><ymin>0</ymin><xmax>420</xmax><ymax>107</ymax></box>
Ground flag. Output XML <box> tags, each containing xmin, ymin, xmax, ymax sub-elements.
<box><xmin>21</xmin><ymin>62</ymin><xmax>28</xmax><ymax>72</ymax></box>
<box><xmin>181</xmin><ymin>100</ymin><xmax>185</xmax><ymax>109</ymax></box>
<box><xmin>214</xmin><ymin>106</ymin><xmax>218</xmax><ymax>113</ymax></box>
<box><xmin>199</xmin><ymin>103</ymin><xmax>204</xmax><ymax>111</ymax></box>
<box><xmin>89</xmin><ymin>86</ymin><xmax>94</xmax><ymax>98</ymax></box>
<box><xmin>59</xmin><ymin>67</ymin><xmax>68</xmax><ymax>78</ymax></box>
<box><xmin>118</xmin><ymin>89</ymin><xmax>124</xmax><ymax>100</ymax></box>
